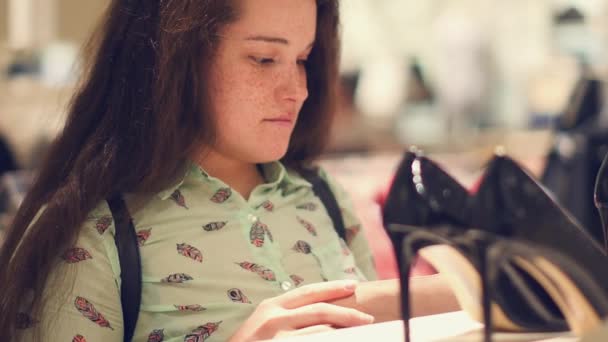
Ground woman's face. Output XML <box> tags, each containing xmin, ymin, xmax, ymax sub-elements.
<box><xmin>207</xmin><ymin>0</ymin><xmax>317</xmax><ymax>164</ymax></box>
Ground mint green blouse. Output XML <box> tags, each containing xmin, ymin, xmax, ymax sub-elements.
<box><xmin>18</xmin><ymin>162</ymin><xmax>377</xmax><ymax>342</ymax></box>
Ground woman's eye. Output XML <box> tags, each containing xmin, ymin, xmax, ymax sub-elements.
<box><xmin>297</xmin><ymin>59</ymin><xmax>309</xmax><ymax>67</ymax></box>
<box><xmin>250</xmin><ymin>56</ymin><xmax>275</xmax><ymax>65</ymax></box>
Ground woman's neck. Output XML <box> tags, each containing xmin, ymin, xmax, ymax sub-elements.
<box><xmin>193</xmin><ymin>149</ymin><xmax>265</xmax><ymax>200</ymax></box>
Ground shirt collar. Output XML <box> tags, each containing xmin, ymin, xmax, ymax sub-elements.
<box><xmin>157</xmin><ymin>160</ymin><xmax>312</xmax><ymax>200</ymax></box>
<box><xmin>157</xmin><ymin>163</ymin><xmax>192</xmax><ymax>201</ymax></box>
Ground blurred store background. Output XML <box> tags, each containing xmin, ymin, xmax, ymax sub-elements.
<box><xmin>1</xmin><ymin>0</ymin><xmax>608</xmax><ymax>278</ymax></box>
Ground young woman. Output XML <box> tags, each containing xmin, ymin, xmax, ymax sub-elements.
<box><xmin>0</xmin><ymin>0</ymin><xmax>459</xmax><ymax>341</ymax></box>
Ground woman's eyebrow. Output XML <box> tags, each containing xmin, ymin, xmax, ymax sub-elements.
<box><xmin>244</xmin><ymin>35</ymin><xmax>314</xmax><ymax>49</ymax></box>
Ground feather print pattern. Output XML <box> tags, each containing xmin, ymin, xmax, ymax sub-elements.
<box><xmin>177</xmin><ymin>243</ymin><xmax>203</xmax><ymax>262</ymax></box>
<box><xmin>345</xmin><ymin>225</ymin><xmax>361</xmax><ymax>244</ymax></box>
<box><xmin>170</xmin><ymin>189</ymin><xmax>189</xmax><ymax>209</ymax></box>
<box><xmin>292</xmin><ymin>240</ymin><xmax>312</xmax><ymax>254</ymax></box>
<box><xmin>202</xmin><ymin>221</ymin><xmax>227</xmax><ymax>232</ymax></box>
<box><xmin>344</xmin><ymin>267</ymin><xmax>357</xmax><ymax>274</ymax></box>
<box><xmin>210</xmin><ymin>188</ymin><xmax>232</xmax><ymax>203</ymax></box>
<box><xmin>94</xmin><ymin>216</ymin><xmax>112</xmax><ymax>235</ymax></box>
<box><xmin>290</xmin><ymin>275</ymin><xmax>304</xmax><ymax>287</ymax></box>
<box><xmin>264</xmin><ymin>225</ymin><xmax>274</xmax><ymax>242</ymax></box>
<box><xmin>249</xmin><ymin>222</ymin><xmax>265</xmax><ymax>247</ymax></box>
<box><xmin>297</xmin><ymin>216</ymin><xmax>317</xmax><ymax>236</ymax></box>
<box><xmin>74</xmin><ymin>297</ymin><xmax>113</xmax><ymax>330</ymax></box>
<box><xmin>72</xmin><ymin>335</ymin><xmax>87</xmax><ymax>342</ymax></box>
<box><xmin>161</xmin><ymin>273</ymin><xmax>194</xmax><ymax>283</ymax></box>
<box><xmin>228</xmin><ymin>288</ymin><xmax>252</xmax><ymax>304</ymax></box>
<box><xmin>137</xmin><ymin>228</ymin><xmax>152</xmax><ymax>247</ymax></box>
<box><xmin>260</xmin><ymin>200</ymin><xmax>274</xmax><ymax>212</ymax></box>
<box><xmin>184</xmin><ymin>321</ymin><xmax>222</xmax><ymax>342</ymax></box>
<box><xmin>62</xmin><ymin>247</ymin><xmax>93</xmax><ymax>264</ymax></box>
<box><xmin>236</xmin><ymin>261</ymin><xmax>276</xmax><ymax>281</ymax></box>
<box><xmin>174</xmin><ymin>304</ymin><xmax>206</xmax><ymax>312</ymax></box>
<box><xmin>291</xmin><ymin>242</ymin><xmax>323</xmax><ymax>275</ymax></box>
<box><xmin>296</xmin><ymin>202</ymin><xmax>317</xmax><ymax>211</ymax></box>
<box><xmin>250</xmin><ymin>222</ymin><xmax>272</xmax><ymax>247</ymax></box>
<box><xmin>147</xmin><ymin>329</ymin><xmax>164</xmax><ymax>342</ymax></box>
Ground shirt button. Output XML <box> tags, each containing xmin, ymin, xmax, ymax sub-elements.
<box><xmin>281</xmin><ymin>281</ymin><xmax>293</xmax><ymax>291</ymax></box>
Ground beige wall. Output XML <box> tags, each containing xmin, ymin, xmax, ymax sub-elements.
<box><xmin>56</xmin><ymin>0</ymin><xmax>108</xmax><ymax>44</ymax></box>
<box><xmin>0</xmin><ymin>0</ymin><xmax>108</xmax><ymax>45</ymax></box>
<box><xmin>0</xmin><ymin>0</ymin><xmax>6</xmax><ymax>43</ymax></box>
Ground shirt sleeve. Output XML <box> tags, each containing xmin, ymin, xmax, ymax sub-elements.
<box><xmin>17</xmin><ymin>202</ymin><xmax>124</xmax><ymax>342</ymax></box>
<box><xmin>318</xmin><ymin>167</ymin><xmax>379</xmax><ymax>281</ymax></box>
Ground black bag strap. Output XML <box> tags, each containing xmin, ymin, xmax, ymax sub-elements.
<box><xmin>107</xmin><ymin>195</ymin><xmax>141</xmax><ymax>342</ymax></box>
<box><xmin>299</xmin><ymin>167</ymin><xmax>347</xmax><ymax>241</ymax></box>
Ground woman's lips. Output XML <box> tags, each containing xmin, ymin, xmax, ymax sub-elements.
<box><xmin>263</xmin><ymin>115</ymin><xmax>295</xmax><ymax>127</ymax></box>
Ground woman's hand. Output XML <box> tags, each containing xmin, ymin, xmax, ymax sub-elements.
<box><xmin>228</xmin><ymin>280</ymin><xmax>375</xmax><ymax>341</ymax></box>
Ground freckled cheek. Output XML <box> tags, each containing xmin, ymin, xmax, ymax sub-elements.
<box><xmin>231</xmin><ymin>73</ymin><xmax>278</xmax><ymax>115</ymax></box>
<box><xmin>213</xmin><ymin>73</ymin><xmax>277</xmax><ymax>132</ymax></box>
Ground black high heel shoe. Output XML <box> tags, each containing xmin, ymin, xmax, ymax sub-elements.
<box><xmin>382</xmin><ymin>148</ymin><xmax>472</xmax><ymax>228</ymax></box>
<box><xmin>382</xmin><ymin>149</ymin><xmax>473</xmax><ymax>342</ymax></box>
<box><xmin>381</xmin><ymin>149</ymin><xmax>423</xmax><ymax>342</ymax></box>
<box><xmin>409</xmin><ymin>155</ymin><xmax>567</xmax><ymax>333</ymax></box>
<box><xmin>594</xmin><ymin>151</ymin><xmax>608</xmax><ymax>252</ymax></box>
<box><xmin>479</xmin><ymin>152</ymin><xmax>608</xmax><ymax>262</ymax></box>
<box><xmin>384</xmin><ymin>150</ymin><xmax>506</xmax><ymax>341</ymax></box>
<box><xmin>466</xmin><ymin>155</ymin><xmax>608</xmax><ymax>329</ymax></box>
<box><xmin>383</xmin><ymin>149</ymin><xmax>435</xmax><ymax>227</ymax></box>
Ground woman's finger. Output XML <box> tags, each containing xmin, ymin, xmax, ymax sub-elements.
<box><xmin>287</xmin><ymin>302</ymin><xmax>374</xmax><ymax>329</ymax></box>
<box><xmin>284</xmin><ymin>324</ymin><xmax>336</xmax><ymax>337</ymax></box>
<box><xmin>260</xmin><ymin>325</ymin><xmax>335</xmax><ymax>341</ymax></box>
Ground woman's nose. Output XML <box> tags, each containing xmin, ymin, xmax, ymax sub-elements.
<box><xmin>277</xmin><ymin>64</ymin><xmax>308</xmax><ymax>104</ymax></box>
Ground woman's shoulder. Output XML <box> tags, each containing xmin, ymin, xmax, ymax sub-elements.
<box><xmin>80</xmin><ymin>200</ymin><xmax>116</xmax><ymax>239</ymax></box>
<box><xmin>83</xmin><ymin>194</ymin><xmax>152</xmax><ymax>234</ymax></box>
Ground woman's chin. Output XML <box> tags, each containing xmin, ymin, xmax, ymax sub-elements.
<box><xmin>254</xmin><ymin>146</ymin><xmax>290</xmax><ymax>163</ymax></box>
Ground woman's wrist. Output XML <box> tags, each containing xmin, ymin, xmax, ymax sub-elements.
<box><xmin>327</xmin><ymin>279</ymin><xmax>401</xmax><ymax>323</ymax></box>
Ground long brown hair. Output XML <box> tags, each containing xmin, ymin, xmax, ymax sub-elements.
<box><xmin>0</xmin><ymin>0</ymin><xmax>340</xmax><ymax>339</ymax></box>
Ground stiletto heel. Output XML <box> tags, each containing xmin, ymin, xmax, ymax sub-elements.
<box><xmin>391</xmin><ymin>225</ymin><xmax>495</xmax><ymax>340</ymax></box>
<box><xmin>593</xmin><ymin>151</ymin><xmax>608</xmax><ymax>251</ymax></box>
<box><xmin>468</xmin><ymin>231</ymin><xmax>493</xmax><ymax>342</ymax></box>
<box><xmin>481</xmin><ymin>245</ymin><xmax>492</xmax><ymax>342</ymax></box>
<box><xmin>387</xmin><ymin>224</ymin><xmax>459</xmax><ymax>342</ymax></box>
<box><xmin>399</xmin><ymin>237</ymin><xmax>415</xmax><ymax>342</ymax></box>
<box><xmin>383</xmin><ymin>149</ymin><xmax>473</xmax><ymax>341</ymax></box>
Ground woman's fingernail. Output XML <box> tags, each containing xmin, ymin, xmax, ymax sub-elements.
<box><xmin>361</xmin><ymin>314</ymin><xmax>374</xmax><ymax>323</ymax></box>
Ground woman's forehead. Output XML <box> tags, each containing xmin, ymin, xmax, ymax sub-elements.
<box><xmin>221</xmin><ymin>0</ymin><xmax>317</xmax><ymax>47</ymax></box>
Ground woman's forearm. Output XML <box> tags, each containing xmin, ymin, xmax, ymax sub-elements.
<box><xmin>327</xmin><ymin>274</ymin><xmax>460</xmax><ymax>322</ymax></box>
<box><xmin>410</xmin><ymin>273</ymin><xmax>461</xmax><ymax>317</ymax></box>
